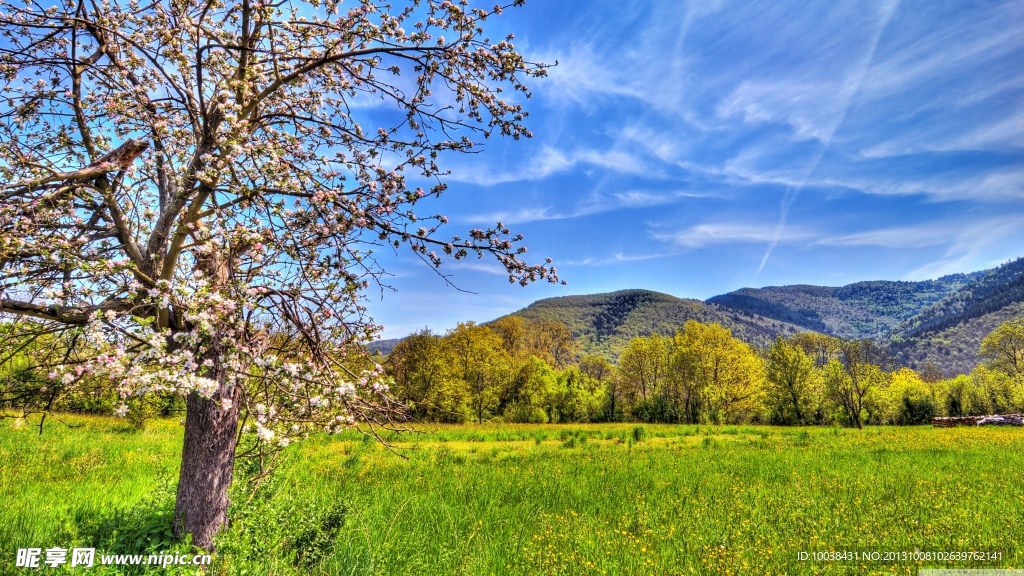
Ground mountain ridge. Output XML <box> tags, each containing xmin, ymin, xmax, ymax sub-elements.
<box><xmin>374</xmin><ymin>258</ymin><xmax>1024</xmax><ymax>376</ymax></box>
<box><xmin>499</xmin><ymin>288</ymin><xmax>806</xmax><ymax>358</ymax></box>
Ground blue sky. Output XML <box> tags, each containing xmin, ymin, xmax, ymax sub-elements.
<box><xmin>365</xmin><ymin>0</ymin><xmax>1024</xmax><ymax>339</ymax></box>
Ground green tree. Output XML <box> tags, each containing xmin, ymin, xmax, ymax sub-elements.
<box><xmin>883</xmin><ymin>367</ymin><xmax>936</xmax><ymax>425</ymax></box>
<box><xmin>387</xmin><ymin>330</ymin><xmax>468</xmax><ymax>422</ymax></box>
<box><xmin>617</xmin><ymin>334</ymin><xmax>670</xmax><ymax>418</ymax></box>
<box><xmin>980</xmin><ymin>318</ymin><xmax>1024</xmax><ymax>381</ymax></box>
<box><xmin>1</xmin><ymin>324</ymin><xmax>56</xmax><ymax>415</ymax></box>
<box><xmin>1</xmin><ymin>340</ymin><xmax>51</xmax><ymax>416</ymax></box>
<box><xmin>503</xmin><ymin>356</ymin><xmax>556</xmax><ymax>423</ymax></box>
<box><xmin>670</xmin><ymin>321</ymin><xmax>766</xmax><ymax>424</ymax></box>
<box><xmin>790</xmin><ymin>332</ymin><xmax>840</xmax><ymax>368</ymax></box>
<box><xmin>489</xmin><ymin>316</ymin><xmax>529</xmax><ymax>360</ymax></box>
<box><xmin>489</xmin><ymin>317</ymin><xmax>577</xmax><ymax>368</ymax></box>
<box><xmin>825</xmin><ymin>340</ymin><xmax>890</xmax><ymax>428</ymax></box>
<box><xmin>522</xmin><ymin>320</ymin><xmax>578</xmax><ymax>369</ymax></box>
<box><xmin>765</xmin><ymin>336</ymin><xmax>821</xmax><ymax>425</ymax></box>
<box><xmin>942</xmin><ymin>373</ymin><xmax>991</xmax><ymax>417</ymax></box>
<box><xmin>968</xmin><ymin>365</ymin><xmax>1023</xmax><ymax>415</ymax></box>
<box><xmin>579</xmin><ymin>355</ymin><xmax>617</xmax><ymax>421</ymax></box>
<box><xmin>447</xmin><ymin>323</ymin><xmax>512</xmax><ymax>424</ymax></box>
<box><xmin>553</xmin><ymin>366</ymin><xmax>605</xmax><ymax>423</ymax></box>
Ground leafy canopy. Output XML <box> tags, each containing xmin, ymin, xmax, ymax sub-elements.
<box><xmin>0</xmin><ymin>0</ymin><xmax>559</xmax><ymax>441</ymax></box>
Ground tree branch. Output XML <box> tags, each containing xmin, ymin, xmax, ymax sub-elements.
<box><xmin>1</xmin><ymin>138</ymin><xmax>149</xmax><ymax>192</ymax></box>
<box><xmin>0</xmin><ymin>297</ymin><xmax>131</xmax><ymax>324</ymax></box>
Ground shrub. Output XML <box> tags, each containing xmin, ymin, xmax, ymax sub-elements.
<box><xmin>897</xmin><ymin>394</ymin><xmax>936</xmax><ymax>425</ymax></box>
<box><xmin>503</xmin><ymin>402</ymin><xmax>548</xmax><ymax>424</ymax></box>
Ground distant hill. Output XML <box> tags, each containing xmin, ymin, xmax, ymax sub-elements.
<box><xmin>888</xmin><ymin>258</ymin><xmax>1024</xmax><ymax>342</ymax></box>
<box><xmin>501</xmin><ymin>289</ymin><xmax>805</xmax><ymax>358</ymax></box>
<box><xmin>365</xmin><ymin>338</ymin><xmax>402</xmax><ymax>356</ymax></box>
<box><xmin>891</xmin><ymin>302</ymin><xmax>1024</xmax><ymax>377</ymax></box>
<box><xmin>887</xmin><ymin>258</ymin><xmax>1024</xmax><ymax>375</ymax></box>
<box><xmin>372</xmin><ymin>258</ymin><xmax>1024</xmax><ymax>373</ymax></box>
<box><xmin>706</xmin><ymin>275</ymin><xmax>980</xmax><ymax>340</ymax></box>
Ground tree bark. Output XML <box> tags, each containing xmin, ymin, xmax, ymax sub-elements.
<box><xmin>173</xmin><ymin>371</ymin><xmax>239</xmax><ymax>549</ymax></box>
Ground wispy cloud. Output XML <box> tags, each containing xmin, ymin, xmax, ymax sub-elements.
<box><xmin>562</xmin><ymin>251</ymin><xmax>678</xmax><ymax>267</ymax></box>
<box><xmin>468</xmin><ymin>188</ymin><xmax>712</xmax><ymax>225</ymax></box>
<box><xmin>533</xmin><ymin>0</ymin><xmax>724</xmax><ymax>114</ymax></box>
<box><xmin>817</xmin><ymin>225</ymin><xmax>951</xmax><ymax>249</ymax></box>
<box><xmin>716</xmin><ymin>80</ymin><xmax>852</xmax><ymax>143</ymax></box>
<box><xmin>440</xmin><ymin>260</ymin><xmax>509</xmax><ymax>276</ymax></box>
<box><xmin>905</xmin><ymin>216</ymin><xmax>1024</xmax><ymax>280</ymax></box>
<box><xmin>652</xmin><ymin>223</ymin><xmax>815</xmax><ymax>248</ymax></box>
<box><xmin>857</xmin><ymin>7</ymin><xmax>1022</xmax><ymax>106</ymax></box>
<box><xmin>859</xmin><ymin>107</ymin><xmax>1024</xmax><ymax>159</ymax></box>
<box><xmin>610</xmin><ymin>190</ymin><xmax>712</xmax><ymax>208</ymax></box>
<box><xmin>816</xmin><ymin>166</ymin><xmax>1024</xmax><ymax>202</ymax></box>
<box><xmin>651</xmin><ymin>215</ymin><xmax>1024</xmax><ymax>258</ymax></box>
<box><xmin>539</xmin><ymin>43</ymin><xmax>651</xmax><ymax>107</ymax></box>
<box><xmin>448</xmin><ymin>145</ymin><xmax>652</xmax><ymax>186</ymax></box>
<box><xmin>467</xmin><ymin>206</ymin><xmax>564</xmax><ymax>225</ymax></box>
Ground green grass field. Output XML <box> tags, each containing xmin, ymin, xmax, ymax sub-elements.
<box><xmin>1</xmin><ymin>416</ymin><xmax>1022</xmax><ymax>575</ymax></box>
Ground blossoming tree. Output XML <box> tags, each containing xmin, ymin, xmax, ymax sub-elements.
<box><xmin>0</xmin><ymin>0</ymin><xmax>558</xmax><ymax>547</ymax></box>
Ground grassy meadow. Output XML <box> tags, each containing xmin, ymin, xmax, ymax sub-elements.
<box><xmin>1</xmin><ymin>416</ymin><xmax>1023</xmax><ymax>575</ymax></box>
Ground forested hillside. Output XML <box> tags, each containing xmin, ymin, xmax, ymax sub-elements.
<box><xmin>887</xmin><ymin>258</ymin><xmax>1024</xmax><ymax>375</ymax></box>
<box><xmin>374</xmin><ymin>259</ymin><xmax>1024</xmax><ymax>373</ymax></box>
<box><xmin>889</xmin><ymin>258</ymin><xmax>1024</xmax><ymax>342</ymax></box>
<box><xmin>891</xmin><ymin>302</ymin><xmax>1024</xmax><ymax>376</ymax></box>
<box><xmin>501</xmin><ymin>289</ymin><xmax>804</xmax><ymax>358</ymax></box>
<box><xmin>707</xmin><ymin>274</ymin><xmax>979</xmax><ymax>340</ymax></box>
<box><xmin>366</xmin><ymin>338</ymin><xmax>403</xmax><ymax>355</ymax></box>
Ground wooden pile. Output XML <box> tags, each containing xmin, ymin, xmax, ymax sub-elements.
<box><xmin>933</xmin><ymin>414</ymin><xmax>1024</xmax><ymax>427</ymax></box>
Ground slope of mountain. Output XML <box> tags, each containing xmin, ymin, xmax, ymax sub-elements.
<box><xmin>706</xmin><ymin>274</ymin><xmax>980</xmax><ymax>340</ymax></box>
<box><xmin>887</xmin><ymin>258</ymin><xmax>1024</xmax><ymax>376</ymax></box>
<box><xmin>374</xmin><ymin>258</ymin><xmax>1024</xmax><ymax>373</ymax></box>
<box><xmin>891</xmin><ymin>301</ymin><xmax>1024</xmax><ymax>377</ymax></box>
<box><xmin>365</xmin><ymin>338</ymin><xmax>402</xmax><ymax>356</ymax></box>
<box><xmin>503</xmin><ymin>289</ymin><xmax>805</xmax><ymax>358</ymax></box>
<box><xmin>888</xmin><ymin>258</ymin><xmax>1024</xmax><ymax>342</ymax></box>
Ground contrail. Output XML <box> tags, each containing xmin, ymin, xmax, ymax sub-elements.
<box><xmin>757</xmin><ymin>0</ymin><xmax>900</xmax><ymax>276</ymax></box>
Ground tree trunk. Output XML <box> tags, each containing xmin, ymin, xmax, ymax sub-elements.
<box><xmin>789</xmin><ymin>386</ymin><xmax>805</xmax><ymax>425</ymax></box>
<box><xmin>608</xmin><ymin>384</ymin><xmax>616</xmax><ymax>421</ymax></box>
<box><xmin>173</xmin><ymin>374</ymin><xmax>240</xmax><ymax>549</ymax></box>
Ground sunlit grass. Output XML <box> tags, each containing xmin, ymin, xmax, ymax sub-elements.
<box><xmin>1</xmin><ymin>415</ymin><xmax>1022</xmax><ymax>575</ymax></box>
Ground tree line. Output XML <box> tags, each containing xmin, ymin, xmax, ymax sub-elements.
<box><xmin>5</xmin><ymin>316</ymin><xmax>1022</xmax><ymax>428</ymax></box>
<box><xmin>384</xmin><ymin>317</ymin><xmax>1024</xmax><ymax>427</ymax></box>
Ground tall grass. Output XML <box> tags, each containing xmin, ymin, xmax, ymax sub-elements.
<box><xmin>2</xmin><ymin>416</ymin><xmax>1022</xmax><ymax>574</ymax></box>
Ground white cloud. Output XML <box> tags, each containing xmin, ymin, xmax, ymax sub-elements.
<box><xmin>874</xmin><ymin>109</ymin><xmax>1024</xmax><ymax>158</ymax></box>
<box><xmin>441</xmin><ymin>260</ymin><xmax>508</xmax><ymax>276</ymax></box>
<box><xmin>539</xmin><ymin>43</ymin><xmax>651</xmax><ymax>107</ymax></box>
<box><xmin>447</xmin><ymin>145</ymin><xmax>652</xmax><ymax>186</ymax></box>
<box><xmin>533</xmin><ymin>0</ymin><xmax>720</xmax><ymax>114</ymax></box>
<box><xmin>818</xmin><ymin>225</ymin><xmax>952</xmax><ymax>249</ymax></box>
<box><xmin>468</xmin><ymin>206</ymin><xmax>563</xmax><ymax>225</ymax></box>
<box><xmin>562</xmin><ymin>251</ymin><xmax>677</xmax><ymax>267</ymax></box>
<box><xmin>653</xmin><ymin>223</ymin><xmax>815</xmax><ymax>248</ymax></box>
<box><xmin>858</xmin><ymin>11</ymin><xmax>1021</xmax><ymax>104</ymax></box>
<box><xmin>611</xmin><ymin>190</ymin><xmax>710</xmax><ymax>208</ymax></box>
<box><xmin>716</xmin><ymin>80</ymin><xmax>849</xmax><ymax>143</ymax></box>
<box><xmin>905</xmin><ymin>216</ymin><xmax>1024</xmax><ymax>280</ymax></box>
<box><xmin>820</xmin><ymin>167</ymin><xmax>1024</xmax><ymax>202</ymax></box>
<box><xmin>468</xmin><ymin>188</ymin><xmax>711</xmax><ymax>225</ymax></box>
